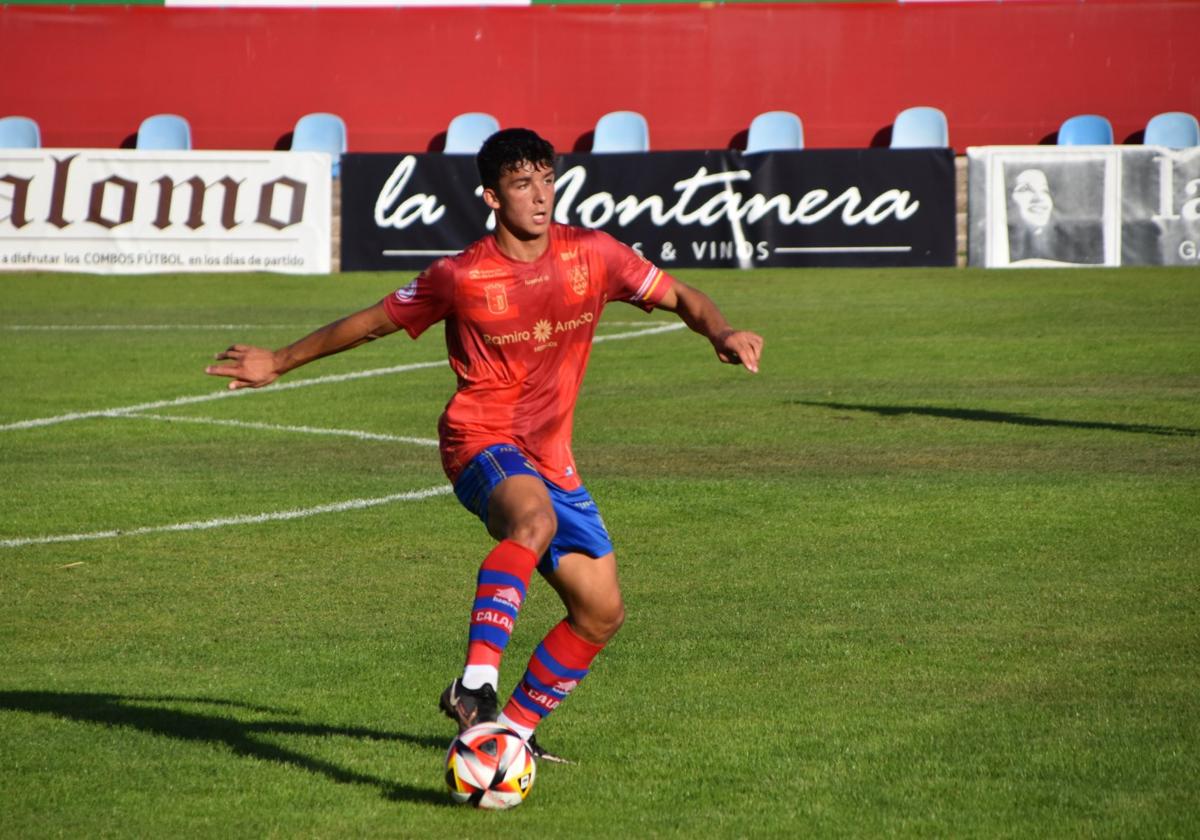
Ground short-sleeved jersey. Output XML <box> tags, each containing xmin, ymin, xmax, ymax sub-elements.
<box><xmin>382</xmin><ymin>223</ymin><xmax>674</xmax><ymax>491</ymax></box>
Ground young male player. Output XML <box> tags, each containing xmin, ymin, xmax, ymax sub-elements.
<box><xmin>206</xmin><ymin>128</ymin><xmax>763</xmax><ymax>762</ymax></box>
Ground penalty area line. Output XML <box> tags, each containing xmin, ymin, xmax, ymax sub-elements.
<box><xmin>594</xmin><ymin>321</ymin><xmax>684</xmax><ymax>343</ymax></box>
<box><xmin>0</xmin><ymin>360</ymin><xmax>447</xmax><ymax>433</ymax></box>
<box><xmin>0</xmin><ymin>485</ymin><xmax>454</xmax><ymax>550</ymax></box>
<box><xmin>121</xmin><ymin>412</ymin><xmax>440</xmax><ymax>447</ymax></box>
<box><xmin>1</xmin><ymin>322</ymin><xmax>684</xmax><ymax>434</ymax></box>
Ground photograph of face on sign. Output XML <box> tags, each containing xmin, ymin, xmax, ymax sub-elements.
<box><xmin>1004</xmin><ymin>166</ymin><xmax>1104</xmax><ymax>264</ymax></box>
<box><xmin>970</xmin><ymin>149</ymin><xmax>1121</xmax><ymax>268</ymax></box>
<box><xmin>1002</xmin><ymin>161</ymin><xmax>1110</xmax><ymax>266</ymax></box>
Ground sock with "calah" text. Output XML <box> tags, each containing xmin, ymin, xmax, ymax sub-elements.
<box><xmin>461</xmin><ymin>539</ymin><xmax>539</xmax><ymax>691</ymax></box>
<box><xmin>499</xmin><ymin>619</ymin><xmax>604</xmax><ymax>739</ymax></box>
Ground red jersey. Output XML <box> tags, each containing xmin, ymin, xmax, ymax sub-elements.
<box><xmin>382</xmin><ymin>223</ymin><xmax>674</xmax><ymax>490</ymax></box>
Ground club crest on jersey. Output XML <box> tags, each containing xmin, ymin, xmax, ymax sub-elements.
<box><xmin>485</xmin><ymin>282</ymin><xmax>508</xmax><ymax>315</ymax></box>
<box><xmin>569</xmin><ymin>264</ymin><xmax>590</xmax><ymax>297</ymax></box>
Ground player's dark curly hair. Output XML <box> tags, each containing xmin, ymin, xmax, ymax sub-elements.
<box><xmin>476</xmin><ymin>128</ymin><xmax>555</xmax><ymax>190</ymax></box>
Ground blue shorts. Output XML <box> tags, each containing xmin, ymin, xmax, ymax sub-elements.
<box><xmin>453</xmin><ymin>444</ymin><xmax>614</xmax><ymax>575</ymax></box>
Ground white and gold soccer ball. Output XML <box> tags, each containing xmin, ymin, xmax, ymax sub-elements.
<box><xmin>444</xmin><ymin>723</ymin><xmax>536</xmax><ymax>810</ymax></box>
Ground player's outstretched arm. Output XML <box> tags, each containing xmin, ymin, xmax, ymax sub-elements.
<box><xmin>657</xmin><ymin>281</ymin><xmax>763</xmax><ymax>373</ymax></box>
<box><xmin>205</xmin><ymin>302</ymin><xmax>400</xmax><ymax>390</ymax></box>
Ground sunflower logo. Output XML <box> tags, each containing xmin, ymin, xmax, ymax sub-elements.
<box><xmin>533</xmin><ymin>319</ymin><xmax>553</xmax><ymax>343</ymax></box>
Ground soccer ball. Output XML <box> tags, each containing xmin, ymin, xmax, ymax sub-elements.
<box><xmin>444</xmin><ymin>723</ymin><xmax>536</xmax><ymax>810</ymax></box>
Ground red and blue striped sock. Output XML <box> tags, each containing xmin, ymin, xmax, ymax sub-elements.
<box><xmin>499</xmin><ymin>619</ymin><xmax>604</xmax><ymax>737</ymax></box>
<box><xmin>463</xmin><ymin>539</ymin><xmax>538</xmax><ymax>688</ymax></box>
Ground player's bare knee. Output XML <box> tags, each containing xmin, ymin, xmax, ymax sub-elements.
<box><xmin>603</xmin><ymin>600</ymin><xmax>627</xmax><ymax>639</ymax></box>
<box><xmin>575</xmin><ymin>598</ymin><xmax>625</xmax><ymax>644</ymax></box>
<box><xmin>506</xmin><ymin>506</ymin><xmax>556</xmax><ymax>558</ymax></box>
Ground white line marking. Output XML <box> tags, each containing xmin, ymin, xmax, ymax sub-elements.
<box><xmin>2</xmin><ymin>321</ymin><xmax>673</xmax><ymax>332</ymax></box>
<box><xmin>593</xmin><ymin>321</ymin><xmax>684</xmax><ymax>343</ymax></box>
<box><xmin>0</xmin><ymin>321</ymin><xmax>685</xmax><ymax>550</ymax></box>
<box><xmin>1</xmin><ymin>324</ymin><xmax>318</xmax><ymax>332</ymax></box>
<box><xmin>0</xmin><ymin>485</ymin><xmax>453</xmax><ymax>549</ymax></box>
<box><xmin>0</xmin><ymin>360</ymin><xmax>446</xmax><ymax>432</ymax></box>
<box><xmin>1</xmin><ymin>322</ymin><xmax>684</xmax><ymax>433</ymax></box>
<box><xmin>123</xmin><ymin>412</ymin><xmax>440</xmax><ymax>447</ymax></box>
<box><xmin>774</xmin><ymin>245</ymin><xmax>913</xmax><ymax>254</ymax></box>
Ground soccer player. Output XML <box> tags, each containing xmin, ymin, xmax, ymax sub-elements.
<box><xmin>206</xmin><ymin>128</ymin><xmax>763</xmax><ymax>762</ymax></box>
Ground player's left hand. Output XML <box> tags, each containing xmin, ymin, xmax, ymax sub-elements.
<box><xmin>713</xmin><ymin>329</ymin><xmax>763</xmax><ymax>373</ymax></box>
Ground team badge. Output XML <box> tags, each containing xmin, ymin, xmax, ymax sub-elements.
<box><xmin>485</xmin><ymin>282</ymin><xmax>508</xmax><ymax>315</ymax></box>
<box><xmin>569</xmin><ymin>264</ymin><xmax>589</xmax><ymax>297</ymax></box>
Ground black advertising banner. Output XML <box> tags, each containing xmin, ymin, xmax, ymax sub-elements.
<box><xmin>341</xmin><ymin>150</ymin><xmax>956</xmax><ymax>271</ymax></box>
<box><xmin>968</xmin><ymin>146</ymin><xmax>1200</xmax><ymax>267</ymax></box>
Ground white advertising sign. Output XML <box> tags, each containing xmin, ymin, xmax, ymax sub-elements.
<box><xmin>968</xmin><ymin>145</ymin><xmax>1200</xmax><ymax>268</ymax></box>
<box><xmin>0</xmin><ymin>150</ymin><xmax>331</xmax><ymax>274</ymax></box>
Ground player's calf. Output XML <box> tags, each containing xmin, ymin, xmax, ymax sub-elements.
<box><xmin>499</xmin><ymin>619</ymin><xmax>604</xmax><ymax>739</ymax></box>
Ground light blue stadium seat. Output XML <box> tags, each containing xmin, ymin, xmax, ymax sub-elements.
<box><xmin>0</xmin><ymin>116</ymin><xmax>41</xmax><ymax>149</ymax></box>
<box><xmin>1144</xmin><ymin>111</ymin><xmax>1199</xmax><ymax>149</ymax></box>
<box><xmin>444</xmin><ymin>112</ymin><xmax>499</xmax><ymax>154</ymax></box>
<box><xmin>592</xmin><ymin>110</ymin><xmax>650</xmax><ymax>153</ymax></box>
<box><xmin>292</xmin><ymin>112</ymin><xmax>347</xmax><ymax>177</ymax></box>
<box><xmin>137</xmin><ymin>114</ymin><xmax>192</xmax><ymax>150</ymax></box>
<box><xmin>1057</xmin><ymin>114</ymin><xmax>1112</xmax><ymax>146</ymax></box>
<box><xmin>890</xmin><ymin>106</ymin><xmax>949</xmax><ymax>149</ymax></box>
<box><xmin>745</xmin><ymin>111</ymin><xmax>803</xmax><ymax>154</ymax></box>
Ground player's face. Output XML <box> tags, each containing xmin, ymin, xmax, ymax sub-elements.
<box><xmin>484</xmin><ymin>161</ymin><xmax>556</xmax><ymax>242</ymax></box>
<box><xmin>1012</xmin><ymin>169</ymin><xmax>1053</xmax><ymax>228</ymax></box>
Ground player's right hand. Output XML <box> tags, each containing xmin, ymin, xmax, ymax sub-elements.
<box><xmin>714</xmin><ymin>329</ymin><xmax>764</xmax><ymax>374</ymax></box>
<box><xmin>205</xmin><ymin>344</ymin><xmax>281</xmax><ymax>390</ymax></box>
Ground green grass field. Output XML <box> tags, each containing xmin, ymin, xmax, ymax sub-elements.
<box><xmin>1</xmin><ymin>267</ymin><xmax>1197</xmax><ymax>837</ymax></box>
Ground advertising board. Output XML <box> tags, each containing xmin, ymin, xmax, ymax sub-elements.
<box><xmin>0</xmin><ymin>150</ymin><xmax>331</xmax><ymax>274</ymax></box>
<box><xmin>968</xmin><ymin>146</ymin><xmax>1200</xmax><ymax>268</ymax></box>
<box><xmin>341</xmin><ymin>150</ymin><xmax>956</xmax><ymax>271</ymax></box>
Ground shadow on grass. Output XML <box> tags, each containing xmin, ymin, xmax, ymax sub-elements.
<box><xmin>0</xmin><ymin>690</ymin><xmax>452</xmax><ymax>807</ymax></box>
<box><xmin>794</xmin><ymin>401</ymin><xmax>1198</xmax><ymax>438</ymax></box>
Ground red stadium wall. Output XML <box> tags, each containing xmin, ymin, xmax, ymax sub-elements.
<box><xmin>2</xmin><ymin>1</ymin><xmax>1197</xmax><ymax>153</ymax></box>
